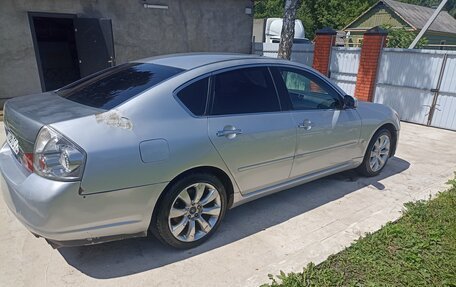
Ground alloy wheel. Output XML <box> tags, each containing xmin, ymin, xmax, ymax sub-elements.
<box><xmin>168</xmin><ymin>183</ymin><xmax>222</xmax><ymax>242</ymax></box>
<box><xmin>369</xmin><ymin>134</ymin><xmax>390</xmax><ymax>172</ymax></box>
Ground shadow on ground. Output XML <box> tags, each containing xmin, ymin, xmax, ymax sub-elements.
<box><xmin>59</xmin><ymin>157</ymin><xmax>410</xmax><ymax>279</ymax></box>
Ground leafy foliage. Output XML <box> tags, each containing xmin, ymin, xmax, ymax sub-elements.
<box><xmin>298</xmin><ymin>0</ymin><xmax>376</xmax><ymax>39</ymax></box>
<box><xmin>255</xmin><ymin>0</ymin><xmax>284</xmax><ymax>18</ymax></box>
<box><xmin>255</xmin><ymin>0</ymin><xmax>376</xmax><ymax>39</ymax></box>
<box><xmin>382</xmin><ymin>25</ymin><xmax>429</xmax><ymax>48</ymax></box>
<box><xmin>254</xmin><ymin>0</ymin><xmax>456</xmax><ymax>40</ymax></box>
<box><xmin>261</xmin><ymin>176</ymin><xmax>456</xmax><ymax>286</ymax></box>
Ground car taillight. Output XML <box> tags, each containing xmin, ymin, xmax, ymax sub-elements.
<box><xmin>33</xmin><ymin>126</ymin><xmax>86</xmax><ymax>181</ymax></box>
<box><xmin>22</xmin><ymin>153</ymin><xmax>34</xmax><ymax>172</ymax></box>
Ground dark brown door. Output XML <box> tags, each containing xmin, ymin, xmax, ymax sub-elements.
<box><xmin>74</xmin><ymin>18</ymin><xmax>115</xmax><ymax>77</ymax></box>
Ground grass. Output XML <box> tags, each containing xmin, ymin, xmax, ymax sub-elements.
<box><xmin>262</xmin><ymin>177</ymin><xmax>456</xmax><ymax>287</ymax></box>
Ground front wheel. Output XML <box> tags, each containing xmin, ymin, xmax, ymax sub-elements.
<box><xmin>356</xmin><ymin>129</ymin><xmax>392</xmax><ymax>177</ymax></box>
<box><xmin>151</xmin><ymin>173</ymin><xmax>227</xmax><ymax>249</ymax></box>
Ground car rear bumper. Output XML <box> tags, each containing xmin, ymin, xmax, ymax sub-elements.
<box><xmin>0</xmin><ymin>143</ymin><xmax>167</xmax><ymax>247</ymax></box>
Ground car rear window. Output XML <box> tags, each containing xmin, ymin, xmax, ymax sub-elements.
<box><xmin>56</xmin><ymin>63</ymin><xmax>184</xmax><ymax>109</ymax></box>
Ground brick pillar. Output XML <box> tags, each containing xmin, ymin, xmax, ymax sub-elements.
<box><xmin>312</xmin><ymin>27</ymin><xmax>337</xmax><ymax>77</ymax></box>
<box><xmin>354</xmin><ymin>27</ymin><xmax>388</xmax><ymax>102</ymax></box>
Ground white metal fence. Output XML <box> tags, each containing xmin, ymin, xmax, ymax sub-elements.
<box><xmin>374</xmin><ymin>49</ymin><xmax>444</xmax><ymax>125</ymax></box>
<box><xmin>373</xmin><ymin>49</ymin><xmax>456</xmax><ymax>131</ymax></box>
<box><xmin>252</xmin><ymin>43</ymin><xmax>456</xmax><ymax>131</ymax></box>
<box><xmin>329</xmin><ymin>47</ymin><xmax>361</xmax><ymax>96</ymax></box>
<box><xmin>431</xmin><ymin>53</ymin><xmax>456</xmax><ymax>130</ymax></box>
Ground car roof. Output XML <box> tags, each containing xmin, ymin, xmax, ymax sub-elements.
<box><xmin>132</xmin><ymin>53</ymin><xmax>347</xmax><ymax>95</ymax></box>
<box><xmin>133</xmin><ymin>53</ymin><xmax>272</xmax><ymax>70</ymax></box>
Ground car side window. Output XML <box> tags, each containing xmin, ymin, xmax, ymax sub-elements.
<box><xmin>176</xmin><ymin>77</ymin><xmax>209</xmax><ymax>116</ymax></box>
<box><xmin>210</xmin><ymin>67</ymin><xmax>281</xmax><ymax>115</ymax></box>
<box><xmin>278</xmin><ymin>68</ymin><xmax>342</xmax><ymax>110</ymax></box>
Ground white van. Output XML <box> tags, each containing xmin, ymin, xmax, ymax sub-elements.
<box><xmin>253</xmin><ymin>18</ymin><xmax>309</xmax><ymax>43</ymax></box>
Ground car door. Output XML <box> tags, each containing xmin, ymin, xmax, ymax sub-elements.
<box><xmin>207</xmin><ymin>66</ymin><xmax>296</xmax><ymax>194</ymax></box>
<box><xmin>272</xmin><ymin>66</ymin><xmax>361</xmax><ymax>178</ymax></box>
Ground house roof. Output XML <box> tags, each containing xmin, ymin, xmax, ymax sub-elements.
<box><xmin>345</xmin><ymin>0</ymin><xmax>456</xmax><ymax>35</ymax></box>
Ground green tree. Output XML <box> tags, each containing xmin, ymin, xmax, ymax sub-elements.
<box><xmin>255</xmin><ymin>0</ymin><xmax>377</xmax><ymax>39</ymax></box>
<box><xmin>254</xmin><ymin>0</ymin><xmax>284</xmax><ymax>18</ymax></box>
<box><xmin>382</xmin><ymin>25</ymin><xmax>429</xmax><ymax>48</ymax></box>
<box><xmin>306</xmin><ymin>0</ymin><xmax>378</xmax><ymax>39</ymax></box>
<box><xmin>254</xmin><ymin>0</ymin><xmax>456</xmax><ymax>40</ymax></box>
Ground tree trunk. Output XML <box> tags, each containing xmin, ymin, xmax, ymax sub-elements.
<box><xmin>278</xmin><ymin>0</ymin><xmax>301</xmax><ymax>60</ymax></box>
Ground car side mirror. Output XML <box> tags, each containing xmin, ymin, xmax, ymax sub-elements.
<box><xmin>343</xmin><ymin>95</ymin><xmax>357</xmax><ymax>109</ymax></box>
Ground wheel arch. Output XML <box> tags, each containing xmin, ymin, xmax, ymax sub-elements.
<box><xmin>149</xmin><ymin>166</ymin><xmax>235</xmax><ymax>228</ymax></box>
<box><xmin>374</xmin><ymin>122</ymin><xmax>398</xmax><ymax>157</ymax></box>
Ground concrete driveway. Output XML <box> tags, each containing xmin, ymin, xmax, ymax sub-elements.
<box><xmin>1</xmin><ymin>122</ymin><xmax>456</xmax><ymax>287</ymax></box>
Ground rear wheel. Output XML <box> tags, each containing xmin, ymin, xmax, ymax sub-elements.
<box><xmin>356</xmin><ymin>129</ymin><xmax>392</xmax><ymax>177</ymax></box>
<box><xmin>151</xmin><ymin>173</ymin><xmax>227</xmax><ymax>249</ymax></box>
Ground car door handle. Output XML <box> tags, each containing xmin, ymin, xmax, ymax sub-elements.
<box><xmin>216</xmin><ymin>126</ymin><xmax>243</xmax><ymax>138</ymax></box>
<box><xmin>298</xmin><ymin>119</ymin><xmax>313</xmax><ymax>130</ymax></box>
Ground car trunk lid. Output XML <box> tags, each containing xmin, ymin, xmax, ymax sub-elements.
<box><xmin>3</xmin><ymin>92</ymin><xmax>103</xmax><ymax>169</ymax></box>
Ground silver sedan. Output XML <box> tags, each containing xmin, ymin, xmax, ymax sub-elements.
<box><xmin>0</xmin><ymin>53</ymin><xmax>400</xmax><ymax>249</ymax></box>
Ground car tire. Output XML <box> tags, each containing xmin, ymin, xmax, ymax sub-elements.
<box><xmin>151</xmin><ymin>172</ymin><xmax>227</xmax><ymax>249</ymax></box>
<box><xmin>356</xmin><ymin>128</ymin><xmax>392</xmax><ymax>177</ymax></box>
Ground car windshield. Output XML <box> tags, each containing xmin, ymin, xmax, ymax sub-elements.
<box><xmin>56</xmin><ymin>63</ymin><xmax>184</xmax><ymax>109</ymax></box>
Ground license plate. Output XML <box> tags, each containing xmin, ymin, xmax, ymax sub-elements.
<box><xmin>6</xmin><ymin>129</ymin><xmax>20</xmax><ymax>155</ymax></box>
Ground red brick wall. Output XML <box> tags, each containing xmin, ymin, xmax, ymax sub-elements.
<box><xmin>312</xmin><ymin>34</ymin><xmax>335</xmax><ymax>77</ymax></box>
<box><xmin>354</xmin><ymin>33</ymin><xmax>387</xmax><ymax>102</ymax></box>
